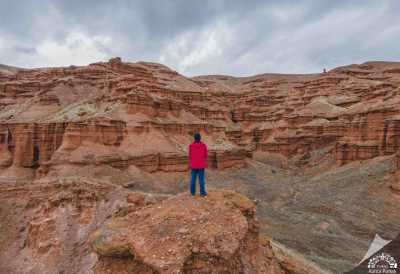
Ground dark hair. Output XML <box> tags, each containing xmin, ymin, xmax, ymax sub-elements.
<box><xmin>194</xmin><ymin>133</ymin><xmax>201</xmax><ymax>142</ymax></box>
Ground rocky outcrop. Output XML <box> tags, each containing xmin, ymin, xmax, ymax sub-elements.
<box><xmin>0</xmin><ymin>176</ymin><xmax>309</xmax><ymax>274</ymax></box>
<box><xmin>0</xmin><ymin>123</ymin><xmax>66</xmax><ymax>168</ymax></box>
<box><xmin>90</xmin><ymin>190</ymin><xmax>286</xmax><ymax>274</ymax></box>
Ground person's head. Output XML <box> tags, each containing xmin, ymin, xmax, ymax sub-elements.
<box><xmin>193</xmin><ymin>133</ymin><xmax>201</xmax><ymax>143</ymax></box>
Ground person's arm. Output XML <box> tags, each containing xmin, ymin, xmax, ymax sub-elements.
<box><xmin>204</xmin><ymin>144</ymin><xmax>208</xmax><ymax>168</ymax></box>
<box><xmin>188</xmin><ymin>145</ymin><xmax>192</xmax><ymax>168</ymax></box>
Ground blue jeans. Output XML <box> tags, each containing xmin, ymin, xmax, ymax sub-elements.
<box><xmin>190</xmin><ymin>168</ymin><xmax>206</xmax><ymax>196</ymax></box>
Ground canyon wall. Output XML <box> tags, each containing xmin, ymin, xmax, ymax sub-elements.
<box><xmin>1</xmin><ymin>59</ymin><xmax>400</xmax><ymax>181</ymax></box>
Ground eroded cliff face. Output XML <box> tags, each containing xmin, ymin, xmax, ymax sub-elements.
<box><xmin>1</xmin><ymin>59</ymin><xmax>400</xmax><ymax>182</ymax></box>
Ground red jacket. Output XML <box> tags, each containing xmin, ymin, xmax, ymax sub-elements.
<box><xmin>188</xmin><ymin>141</ymin><xmax>208</xmax><ymax>169</ymax></box>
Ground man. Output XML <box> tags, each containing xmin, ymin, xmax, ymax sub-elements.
<box><xmin>188</xmin><ymin>133</ymin><xmax>208</xmax><ymax>197</ymax></box>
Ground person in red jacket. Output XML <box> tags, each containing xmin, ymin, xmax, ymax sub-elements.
<box><xmin>188</xmin><ymin>133</ymin><xmax>208</xmax><ymax>197</ymax></box>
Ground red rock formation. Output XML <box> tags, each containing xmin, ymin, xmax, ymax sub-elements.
<box><xmin>1</xmin><ymin>176</ymin><xmax>308</xmax><ymax>274</ymax></box>
<box><xmin>1</xmin><ymin>59</ymin><xmax>400</xmax><ymax>182</ymax></box>
<box><xmin>0</xmin><ymin>175</ymin><xmax>180</xmax><ymax>273</ymax></box>
<box><xmin>90</xmin><ymin>190</ymin><xmax>286</xmax><ymax>274</ymax></box>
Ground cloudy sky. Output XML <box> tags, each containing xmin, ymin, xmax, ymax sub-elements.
<box><xmin>0</xmin><ymin>0</ymin><xmax>399</xmax><ymax>76</ymax></box>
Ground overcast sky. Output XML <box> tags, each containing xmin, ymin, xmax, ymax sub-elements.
<box><xmin>0</xmin><ymin>0</ymin><xmax>399</xmax><ymax>76</ymax></box>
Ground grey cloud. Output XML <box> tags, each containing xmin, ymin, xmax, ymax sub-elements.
<box><xmin>13</xmin><ymin>45</ymin><xmax>37</xmax><ymax>55</ymax></box>
<box><xmin>0</xmin><ymin>0</ymin><xmax>399</xmax><ymax>76</ymax></box>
